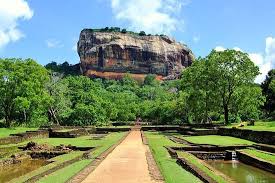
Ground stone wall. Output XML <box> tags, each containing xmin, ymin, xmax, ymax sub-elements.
<box><xmin>218</xmin><ymin>128</ymin><xmax>275</xmax><ymax>145</ymax></box>
<box><xmin>0</xmin><ymin>130</ymin><xmax>49</xmax><ymax>145</ymax></box>
<box><xmin>237</xmin><ymin>151</ymin><xmax>275</xmax><ymax>174</ymax></box>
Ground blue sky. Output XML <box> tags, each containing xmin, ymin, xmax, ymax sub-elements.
<box><xmin>0</xmin><ymin>0</ymin><xmax>274</xmax><ymax>82</ymax></box>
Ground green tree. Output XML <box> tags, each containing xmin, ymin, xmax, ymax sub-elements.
<box><xmin>261</xmin><ymin>69</ymin><xmax>275</xmax><ymax>118</ymax></box>
<box><xmin>181</xmin><ymin>58</ymin><xmax>218</xmax><ymax>123</ymax></box>
<box><xmin>139</xmin><ymin>31</ymin><xmax>146</xmax><ymax>36</ymax></box>
<box><xmin>143</xmin><ymin>74</ymin><xmax>158</xmax><ymax>86</ymax></box>
<box><xmin>181</xmin><ymin>50</ymin><xmax>261</xmax><ymax>124</ymax></box>
<box><xmin>121</xmin><ymin>29</ymin><xmax>127</xmax><ymax>33</ymax></box>
<box><xmin>0</xmin><ymin>58</ymin><xmax>50</xmax><ymax>127</ymax></box>
<box><xmin>230</xmin><ymin>84</ymin><xmax>265</xmax><ymax>121</ymax></box>
<box><xmin>206</xmin><ymin>50</ymin><xmax>260</xmax><ymax>124</ymax></box>
<box><xmin>46</xmin><ymin>73</ymin><xmax>72</xmax><ymax>125</ymax></box>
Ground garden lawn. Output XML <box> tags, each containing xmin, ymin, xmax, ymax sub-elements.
<box><xmin>10</xmin><ymin>132</ymin><xmax>126</xmax><ymax>183</ymax></box>
<box><xmin>0</xmin><ymin>127</ymin><xmax>38</xmax><ymax>138</ymax></box>
<box><xmin>181</xmin><ymin>135</ymin><xmax>254</xmax><ymax>146</ymax></box>
<box><xmin>177</xmin><ymin>151</ymin><xmax>227</xmax><ymax>183</ymax></box>
<box><xmin>242</xmin><ymin>149</ymin><xmax>275</xmax><ymax>163</ymax></box>
<box><xmin>241</xmin><ymin>121</ymin><xmax>275</xmax><ymax>131</ymax></box>
<box><xmin>145</xmin><ymin>132</ymin><xmax>202</xmax><ymax>183</ymax></box>
<box><xmin>227</xmin><ymin>121</ymin><xmax>275</xmax><ymax>132</ymax></box>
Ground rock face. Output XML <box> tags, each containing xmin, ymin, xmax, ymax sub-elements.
<box><xmin>77</xmin><ymin>29</ymin><xmax>194</xmax><ymax>80</ymax></box>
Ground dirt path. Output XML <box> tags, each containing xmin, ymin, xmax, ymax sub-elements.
<box><xmin>81</xmin><ymin>130</ymin><xmax>161</xmax><ymax>183</ymax></box>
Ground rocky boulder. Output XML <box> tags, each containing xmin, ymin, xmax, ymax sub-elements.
<box><xmin>77</xmin><ymin>29</ymin><xmax>194</xmax><ymax>80</ymax></box>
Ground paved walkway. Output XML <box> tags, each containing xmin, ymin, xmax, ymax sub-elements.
<box><xmin>81</xmin><ymin>130</ymin><xmax>158</xmax><ymax>183</ymax></box>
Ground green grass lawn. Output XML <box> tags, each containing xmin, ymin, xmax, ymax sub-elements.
<box><xmin>227</xmin><ymin>121</ymin><xmax>275</xmax><ymax>132</ymax></box>
<box><xmin>0</xmin><ymin>127</ymin><xmax>38</xmax><ymax>138</ymax></box>
<box><xmin>9</xmin><ymin>132</ymin><xmax>126</xmax><ymax>183</ymax></box>
<box><xmin>241</xmin><ymin>149</ymin><xmax>275</xmax><ymax>163</ymax></box>
<box><xmin>177</xmin><ymin>151</ymin><xmax>228</xmax><ymax>183</ymax></box>
<box><xmin>181</xmin><ymin>135</ymin><xmax>254</xmax><ymax>146</ymax></box>
<box><xmin>145</xmin><ymin>132</ymin><xmax>202</xmax><ymax>183</ymax></box>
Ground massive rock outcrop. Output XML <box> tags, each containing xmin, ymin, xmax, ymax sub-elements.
<box><xmin>77</xmin><ymin>29</ymin><xmax>194</xmax><ymax>80</ymax></box>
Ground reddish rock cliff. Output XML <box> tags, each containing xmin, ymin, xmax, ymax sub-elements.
<box><xmin>77</xmin><ymin>29</ymin><xmax>194</xmax><ymax>80</ymax></box>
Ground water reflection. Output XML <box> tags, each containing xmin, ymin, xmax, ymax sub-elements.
<box><xmin>207</xmin><ymin>160</ymin><xmax>275</xmax><ymax>183</ymax></box>
<box><xmin>0</xmin><ymin>158</ymin><xmax>48</xmax><ymax>183</ymax></box>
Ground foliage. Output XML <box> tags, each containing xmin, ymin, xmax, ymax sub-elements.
<box><xmin>181</xmin><ymin>50</ymin><xmax>262</xmax><ymax>124</ymax></box>
<box><xmin>139</xmin><ymin>31</ymin><xmax>146</xmax><ymax>36</ymax></box>
<box><xmin>0</xmin><ymin>58</ymin><xmax>50</xmax><ymax>127</ymax></box>
<box><xmin>0</xmin><ymin>50</ymin><xmax>270</xmax><ymax>127</ymax></box>
<box><xmin>121</xmin><ymin>28</ymin><xmax>127</xmax><ymax>33</ymax></box>
<box><xmin>261</xmin><ymin>69</ymin><xmax>275</xmax><ymax>119</ymax></box>
<box><xmin>45</xmin><ymin>61</ymin><xmax>80</xmax><ymax>76</ymax></box>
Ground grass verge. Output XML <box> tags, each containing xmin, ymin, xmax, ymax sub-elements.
<box><xmin>227</xmin><ymin>121</ymin><xmax>275</xmax><ymax>132</ymax></box>
<box><xmin>145</xmin><ymin>132</ymin><xmax>202</xmax><ymax>183</ymax></box>
<box><xmin>180</xmin><ymin>135</ymin><xmax>254</xmax><ymax>146</ymax></box>
<box><xmin>177</xmin><ymin>151</ymin><xmax>228</xmax><ymax>183</ymax></box>
<box><xmin>242</xmin><ymin>149</ymin><xmax>275</xmax><ymax>163</ymax></box>
<box><xmin>10</xmin><ymin>132</ymin><xmax>126</xmax><ymax>183</ymax></box>
<box><xmin>0</xmin><ymin>127</ymin><xmax>38</xmax><ymax>138</ymax></box>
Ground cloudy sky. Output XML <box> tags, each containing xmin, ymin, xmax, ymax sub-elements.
<box><xmin>0</xmin><ymin>0</ymin><xmax>274</xmax><ymax>83</ymax></box>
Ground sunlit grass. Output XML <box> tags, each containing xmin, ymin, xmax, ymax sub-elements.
<box><xmin>145</xmin><ymin>132</ymin><xmax>202</xmax><ymax>183</ymax></box>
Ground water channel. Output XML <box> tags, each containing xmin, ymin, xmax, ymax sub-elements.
<box><xmin>207</xmin><ymin>160</ymin><xmax>275</xmax><ymax>183</ymax></box>
<box><xmin>0</xmin><ymin>158</ymin><xmax>49</xmax><ymax>182</ymax></box>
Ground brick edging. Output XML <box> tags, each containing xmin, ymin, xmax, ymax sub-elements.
<box><xmin>66</xmin><ymin>131</ymin><xmax>130</xmax><ymax>183</ymax></box>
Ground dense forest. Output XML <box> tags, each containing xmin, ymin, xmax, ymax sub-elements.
<box><xmin>0</xmin><ymin>50</ymin><xmax>274</xmax><ymax>127</ymax></box>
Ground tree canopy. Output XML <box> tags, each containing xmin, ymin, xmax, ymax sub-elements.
<box><xmin>0</xmin><ymin>49</ymin><xmax>271</xmax><ymax>127</ymax></box>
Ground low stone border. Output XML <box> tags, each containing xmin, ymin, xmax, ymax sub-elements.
<box><xmin>237</xmin><ymin>150</ymin><xmax>275</xmax><ymax>174</ymax></box>
<box><xmin>168</xmin><ymin>146</ymin><xmax>235</xmax><ymax>182</ymax></box>
<box><xmin>141</xmin><ymin>131</ymin><xmax>164</xmax><ymax>182</ymax></box>
<box><xmin>218</xmin><ymin>128</ymin><xmax>275</xmax><ymax>145</ymax></box>
<box><xmin>170</xmin><ymin>135</ymin><xmax>195</xmax><ymax>145</ymax></box>
<box><xmin>141</xmin><ymin>125</ymin><xmax>180</xmax><ymax>132</ymax></box>
<box><xmin>22</xmin><ymin>148</ymin><xmax>95</xmax><ymax>183</ymax></box>
<box><xmin>169</xmin><ymin>144</ymin><xmax>252</xmax><ymax>152</ymax></box>
<box><xmin>0</xmin><ymin>130</ymin><xmax>49</xmax><ymax>145</ymax></box>
<box><xmin>66</xmin><ymin>131</ymin><xmax>130</xmax><ymax>183</ymax></box>
<box><xmin>49</xmin><ymin>128</ymin><xmax>89</xmax><ymax>138</ymax></box>
<box><xmin>140</xmin><ymin>130</ymin><xmax>148</xmax><ymax>145</ymax></box>
<box><xmin>95</xmin><ymin>127</ymin><xmax>131</xmax><ymax>132</ymax></box>
<box><xmin>176</xmin><ymin>157</ymin><xmax>235</xmax><ymax>183</ymax></box>
<box><xmin>177</xmin><ymin>158</ymin><xmax>218</xmax><ymax>183</ymax></box>
<box><xmin>253</xmin><ymin>144</ymin><xmax>275</xmax><ymax>153</ymax></box>
<box><xmin>165</xmin><ymin>146</ymin><xmax>178</xmax><ymax>158</ymax></box>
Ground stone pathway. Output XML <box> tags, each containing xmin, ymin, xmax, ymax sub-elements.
<box><xmin>81</xmin><ymin>130</ymin><xmax>161</xmax><ymax>183</ymax></box>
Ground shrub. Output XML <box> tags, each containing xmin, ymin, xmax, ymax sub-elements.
<box><xmin>139</xmin><ymin>31</ymin><xmax>146</xmax><ymax>36</ymax></box>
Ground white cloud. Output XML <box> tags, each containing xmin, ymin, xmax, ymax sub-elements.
<box><xmin>232</xmin><ymin>47</ymin><xmax>243</xmax><ymax>52</ymax></box>
<box><xmin>110</xmin><ymin>0</ymin><xmax>188</xmax><ymax>35</ymax></box>
<box><xmin>215</xmin><ymin>37</ymin><xmax>275</xmax><ymax>83</ymax></box>
<box><xmin>193</xmin><ymin>35</ymin><xmax>200</xmax><ymax>43</ymax></box>
<box><xmin>46</xmin><ymin>39</ymin><xmax>64</xmax><ymax>48</ymax></box>
<box><xmin>251</xmin><ymin>37</ymin><xmax>275</xmax><ymax>83</ymax></box>
<box><xmin>215</xmin><ymin>46</ymin><xmax>225</xmax><ymax>52</ymax></box>
<box><xmin>215</xmin><ymin>46</ymin><xmax>242</xmax><ymax>52</ymax></box>
<box><xmin>0</xmin><ymin>0</ymin><xmax>33</xmax><ymax>48</ymax></box>
<box><xmin>72</xmin><ymin>44</ymin><xmax>77</xmax><ymax>51</ymax></box>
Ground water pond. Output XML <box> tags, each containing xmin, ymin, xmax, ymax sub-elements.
<box><xmin>207</xmin><ymin>160</ymin><xmax>275</xmax><ymax>183</ymax></box>
<box><xmin>0</xmin><ymin>158</ymin><xmax>49</xmax><ymax>182</ymax></box>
